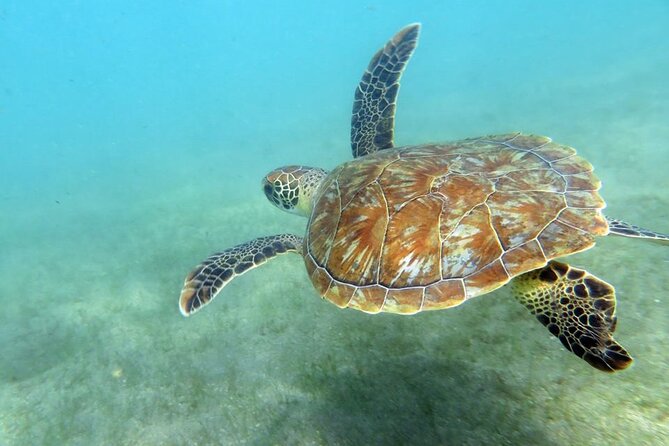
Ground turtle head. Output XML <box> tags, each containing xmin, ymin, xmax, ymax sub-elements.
<box><xmin>262</xmin><ymin>166</ymin><xmax>327</xmax><ymax>217</ymax></box>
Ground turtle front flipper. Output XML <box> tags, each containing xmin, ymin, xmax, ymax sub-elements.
<box><xmin>179</xmin><ymin>234</ymin><xmax>303</xmax><ymax>316</ymax></box>
<box><xmin>351</xmin><ymin>23</ymin><xmax>420</xmax><ymax>158</ymax></box>
<box><xmin>510</xmin><ymin>261</ymin><xmax>632</xmax><ymax>372</ymax></box>
<box><xmin>605</xmin><ymin>216</ymin><xmax>669</xmax><ymax>245</ymax></box>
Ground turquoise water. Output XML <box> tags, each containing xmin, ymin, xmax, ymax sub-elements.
<box><xmin>1</xmin><ymin>1</ymin><xmax>668</xmax><ymax>444</ymax></box>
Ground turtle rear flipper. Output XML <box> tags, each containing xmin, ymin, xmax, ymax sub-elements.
<box><xmin>605</xmin><ymin>216</ymin><xmax>669</xmax><ymax>245</ymax></box>
<box><xmin>179</xmin><ymin>234</ymin><xmax>303</xmax><ymax>316</ymax></box>
<box><xmin>511</xmin><ymin>261</ymin><xmax>633</xmax><ymax>372</ymax></box>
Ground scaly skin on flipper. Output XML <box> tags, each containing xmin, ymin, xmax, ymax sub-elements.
<box><xmin>179</xmin><ymin>234</ymin><xmax>303</xmax><ymax>316</ymax></box>
<box><xmin>511</xmin><ymin>261</ymin><xmax>632</xmax><ymax>372</ymax></box>
<box><xmin>606</xmin><ymin>216</ymin><xmax>669</xmax><ymax>244</ymax></box>
<box><xmin>350</xmin><ymin>23</ymin><xmax>420</xmax><ymax>158</ymax></box>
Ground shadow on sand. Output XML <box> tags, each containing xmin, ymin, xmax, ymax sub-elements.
<box><xmin>257</xmin><ymin>351</ymin><xmax>559</xmax><ymax>446</ymax></box>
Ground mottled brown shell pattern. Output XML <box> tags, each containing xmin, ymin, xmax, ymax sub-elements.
<box><xmin>305</xmin><ymin>133</ymin><xmax>609</xmax><ymax>315</ymax></box>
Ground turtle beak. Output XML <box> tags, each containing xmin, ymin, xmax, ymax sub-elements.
<box><xmin>262</xmin><ymin>179</ymin><xmax>273</xmax><ymax>201</ymax></box>
<box><xmin>261</xmin><ymin>176</ymin><xmax>283</xmax><ymax>210</ymax></box>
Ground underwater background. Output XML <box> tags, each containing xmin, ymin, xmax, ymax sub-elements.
<box><xmin>1</xmin><ymin>0</ymin><xmax>668</xmax><ymax>444</ymax></box>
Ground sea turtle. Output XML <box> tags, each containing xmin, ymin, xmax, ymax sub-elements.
<box><xmin>179</xmin><ymin>24</ymin><xmax>668</xmax><ymax>372</ymax></box>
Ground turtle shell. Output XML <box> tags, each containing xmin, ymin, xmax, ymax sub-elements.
<box><xmin>304</xmin><ymin>133</ymin><xmax>608</xmax><ymax>315</ymax></box>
